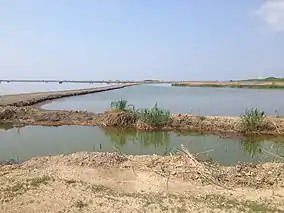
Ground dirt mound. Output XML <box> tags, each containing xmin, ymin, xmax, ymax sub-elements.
<box><xmin>223</xmin><ymin>163</ymin><xmax>284</xmax><ymax>188</ymax></box>
<box><xmin>0</xmin><ymin>107</ymin><xmax>18</xmax><ymax>120</ymax></box>
<box><xmin>99</xmin><ymin>112</ymin><xmax>137</xmax><ymax>127</ymax></box>
<box><xmin>21</xmin><ymin>152</ymin><xmax>128</xmax><ymax>169</ymax></box>
<box><xmin>14</xmin><ymin>152</ymin><xmax>284</xmax><ymax>189</ymax></box>
<box><xmin>2</xmin><ymin>152</ymin><xmax>284</xmax><ymax>213</ymax></box>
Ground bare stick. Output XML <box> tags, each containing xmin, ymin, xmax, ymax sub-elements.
<box><xmin>261</xmin><ymin>148</ymin><xmax>284</xmax><ymax>162</ymax></box>
<box><xmin>112</xmin><ymin>146</ymin><xmax>138</xmax><ymax>177</ymax></box>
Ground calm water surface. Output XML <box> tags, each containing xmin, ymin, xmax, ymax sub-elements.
<box><xmin>0</xmin><ymin>82</ymin><xmax>111</xmax><ymax>95</ymax></box>
<box><xmin>0</xmin><ymin>124</ymin><xmax>284</xmax><ymax>166</ymax></box>
<box><xmin>43</xmin><ymin>84</ymin><xmax>284</xmax><ymax>116</ymax></box>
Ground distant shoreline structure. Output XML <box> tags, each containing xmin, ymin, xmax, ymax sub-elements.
<box><xmin>1</xmin><ymin>77</ymin><xmax>284</xmax><ymax>90</ymax></box>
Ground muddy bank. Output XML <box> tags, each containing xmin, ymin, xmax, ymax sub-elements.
<box><xmin>1</xmin><ymin>106</ymin><xmax>284</xmax><ymax>137</ymax></box>
<box><xmin>0</xmin><ymin>83</ymin><xmax>136</xmax><ymax>107</ymax></box>
<box><xmin>1</xmin><ymin>152</ymin><xmax>284</xmax><ymax>213</ymax></box>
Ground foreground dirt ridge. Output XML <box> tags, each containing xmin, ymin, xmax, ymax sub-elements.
<box><xmin>1</xmin><ymin>152</ymin><xmax>284</xmax><ymax>213</ymax></box>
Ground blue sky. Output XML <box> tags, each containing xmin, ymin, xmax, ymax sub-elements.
<box><xmin>0</xmin><ymin>0</ymin><xmax>284</xmax><ymax>81</ymax></box>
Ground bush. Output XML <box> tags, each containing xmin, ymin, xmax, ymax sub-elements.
<box><xmin>109</xmin><ymin>100</ymin><xmax>171</xmax><ymax>128</ymax></box>
<box><xmin>240</xmin><ymin>108</ymin><xmax>267</xmax><ymax>133</ymax></box>
<box><xmin>138</xmin><ymin>103</ymin><xmax>170</xmax><ymax>127</ymax></box>
<box><xmin>110</xmin><ymin>99</ymin><xmax>128</xmax><ymax>111</ymax></box>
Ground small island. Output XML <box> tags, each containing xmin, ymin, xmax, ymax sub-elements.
<box><xmin>172</xmin><ymin>77</ymin><xmax>284</xmax><ymax>89</ymax></box>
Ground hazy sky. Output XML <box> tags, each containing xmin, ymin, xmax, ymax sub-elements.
<box><xmin>1</xmin><ymin>0</ymin><xmax>284</xmax><ymax>81</ymax></box>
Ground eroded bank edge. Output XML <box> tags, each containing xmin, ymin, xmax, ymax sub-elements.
<box><xmin>1</xmin><ymin>106</ymin><xmax>284</xmax><ymax>139</ymax></box>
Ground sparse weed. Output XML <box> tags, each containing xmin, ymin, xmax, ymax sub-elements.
<box><xmin>240</xmin><ymin>108</ymin><xmax>267</xmax><ymax>133</ymax></box>
<box><xmin>110</xmin><ymin>99</ymin><xmax>128</xmax><ymax>111</ymax></box>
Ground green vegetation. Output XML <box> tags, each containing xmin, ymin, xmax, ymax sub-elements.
<box><xmin>172</xmin><ymin>83</ymin><xmax>284</xmax><ymax>89</ymax></box>
<box><xmin>109</xmin><ymin>99</ymin><xmax>171</xmax><ymax>127</ymax></box>
<box><xmin>242</xmin><ymin>77</ymin><xmax>284</xmax><ymax>82</ymax></box>
<box><xmin>138</xmin><ymin>103</ymin><xmax>170</xmax><ymax>127</ymax></box>
<box><xmin>240</xmin><ymin>108</ymin><xmax>268</xmax><ymax>133</ymax></box>
<box><xmin>110</xmin><ymin>99</ymin><xmax>129</xmax><ymax>111</ymax></box>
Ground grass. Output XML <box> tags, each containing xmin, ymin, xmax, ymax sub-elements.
<box><xmin>109</xmin><ymin>99</ymin><xmax>171</xmax><ymax>127</ymax></box>
<box><xmin>240</xmin><ymin>108</ymin><xmax>268</xmax><ymax>133</ymax></box>
<box><xmin>138</xmin><ymin>103</ymin><xmax>170</xmax><ymax>127</ymax></box>
<box><xmin>108</xmin><ymin>100</ymin><xmax>278</xmax><ymax>133</ymax></box>
<box><xmin>172</xmin><ymin>83</ymin><xmax>284</xmax><ymax>89</ymax></box>
<box><xmin>110</xmin><ymin>99</ymin><xmax>129</xmax><ymax>111</ymax></box>
<box><xmin>242</xmin><ymin>77</ymin><xmax>284</xmax><ymax>82</ymax></box>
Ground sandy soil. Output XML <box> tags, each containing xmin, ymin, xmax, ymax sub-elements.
<box><xmin>1</xmin><ymin>152</ymin><xmax>284</xmax><ymax>213</ymax></box>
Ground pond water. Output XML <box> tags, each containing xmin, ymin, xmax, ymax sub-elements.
<box><xmin>0</xmin><ymin>124</ymin><xmax>284</xmax><ymax>166</ymax></box>
<box><xmin>42</xmin><ymin>84</ymin><xmax>284</xmax><ymax>116</ymax></box>
<box><xmin>0</xmin><ymin>82</ymin><xmax>111</xmax><ymax>95</ymax></box>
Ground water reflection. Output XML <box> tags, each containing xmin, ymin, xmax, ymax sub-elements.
<box><xmin>240</xmin><ymin>137</ymin><xmax>284</xmax><ymax>162</ymax></box>
<box><xmin>103</xmin><ymin>128</ymin><xmax>170</xmax><ymax>148</ymax></box>
<box><xmin>1</xmin><ymin>125</ymin><xmax>284</xmax><ymax>165</ymax></box>
<box><xmin>0</xmin><ymin>123</ymin><xmax>14</xmax><ymax>131</ymax></box>
<box><xmin>240</xmin><ymin>139</ymin><xmax>262</xmax><ymax>157</ymax></box>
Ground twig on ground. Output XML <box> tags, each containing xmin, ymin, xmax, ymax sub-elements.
<box><xmin>112</xmin><ymin>146</ymin><xmax>138</xmax><ymax>177</ymax></box>
<box><xmin>261</xmin><ymin>148</ymin><xmax>284</xmax><ymax>163</ymax></box>
<box><xmin>260</xmin><ymin>144</ymin><xmax>274</xmax><ymax>163</ymax></box>
<box><xmin>179</xmin><ymin>144</ymin><xmax>232</xmax><ymax>190</ymax></box>
<box><xmin>195</xmin><ymin>149</ymin><xmax>215</xmax><ymax>156</ymax></box>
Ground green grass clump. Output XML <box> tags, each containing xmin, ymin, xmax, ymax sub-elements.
<box><xmin>240</xmin><ymin>108</ymin><xmax>267</xmax><ymax>133</ymax></box>
<box><xmin>110</xmin><ymin>99</ymin><xmax>128</xmax><ymax>111</ymax></box>
<box><xmin>138</xmin><ymin>103</ymin><xmax>170</xmax><ymax>127</ymax></box>
<box><xmin>109</xmin><ymin>100</ymin><xmax>171</xmax><ymax>128</ymax></box>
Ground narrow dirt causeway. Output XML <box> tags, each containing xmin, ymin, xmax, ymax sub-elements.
<box><xmin>1</xmin><ymin>152</ymin><xmax>283</xmax><ymax>213</ymax></box>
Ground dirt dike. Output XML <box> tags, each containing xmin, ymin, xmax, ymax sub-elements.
<box><xmin>1</xmin><ymin>152</ymin><xmax>284</xmax><ymax>213</ymax></box>
<box><xmin>0</xmin><ymin>83</ymin><xmax>284</xmax><ymax>136</ymax></box>
<box><xmin>0</xmin><ymin>84</ymin><xmax>136</xmax><ymax>107</ymax></box>
<box><xmin>1</xmin><ymin>106</ymin><xmax>284</xmax><ymax>137</ymax></box>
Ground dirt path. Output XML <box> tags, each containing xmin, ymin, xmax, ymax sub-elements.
<box><xmin>0</xmin><ymin>83</ymin><xmax>136</xmax><ymax>107</ymax></box>
<box><xmin>1</xmin><ymin>152</ymin><xmax>284</xmax><ymax>213</ymax></box>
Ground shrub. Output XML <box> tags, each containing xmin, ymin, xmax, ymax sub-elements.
<box><xmin>240</xmin><ymin>108</ymin><xmax>267</xmax><ymax>133</ymax></box>
<box><xmin>110</xmin><ymin>99</ymin><xmax>128</xmax><ymax>111</ymax></box>
<box><xmin>138</xmin><ymin>103</ymin><xmax>170</xmax><ymax>127</ymax></box>
<box><xmin>109</xmin><ymin>100</ymin><xmax>171</xmax><ymax>128</ymax></box>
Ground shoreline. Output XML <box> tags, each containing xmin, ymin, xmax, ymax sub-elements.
<box><xmin>172</xmin><ymin>81</ymin><xmax>284</xmax><ymax>89</ymax></box>
<box><xmin>0</xmin><ymin>83</ymin><xmax>136</xmax><ymax>107</ymax></box>
<box><xmin>1</xmin><ymin>106</ymin><xmax>284</xmax><ymax>137</ymax></box>
<box><xmin>0</xmin><ymin>84</ymin><xmax>283</xmax><ymax>138</ymax></box>
<box><xmin>1</xmin><ymin>86</ymin><xmax>284</xmax><ymax>212</ymax></box>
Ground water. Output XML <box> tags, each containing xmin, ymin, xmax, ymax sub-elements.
<box><xmin>43</xmin><ymin>84</ymin><xmax>284</xmax><ymax>116</ymax></box>
<box><xmin>0</xmin><ymin>82</ymin><xmax>110</xmax><ymax>95</ymax></box>
<box><xmin>0</xmin><ymin>124</ymin><xmax>284</xmax><ymax>166</ymax></box>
